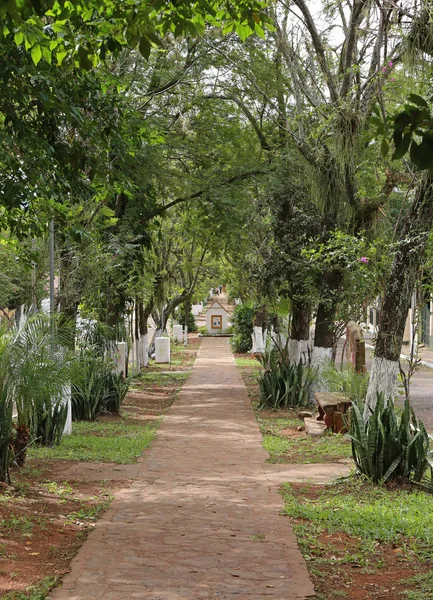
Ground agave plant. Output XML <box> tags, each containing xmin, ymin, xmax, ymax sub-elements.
<box><xmin>257</xmin><ymin>347</ymin><xmax>316</xmax><ymax>410</ymax></box>
<box><xmin>349</xmin><ymin>394</ymin><xmax>433</xmax><ymax>484</ymax></box>
<box><xmin>71</xmin><ymin>348</ymin><xmax>130</xmax><ymax>421</ymax></box>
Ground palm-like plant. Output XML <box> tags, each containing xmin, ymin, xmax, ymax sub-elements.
<box><xmin>8</xmin><ymin>314</ymin><xmax>73</xmax><ymax>453</ymax></box>
<box><xmin>0</xmin><ymin>323</ymin><xmax>15</xmax><ymax>482</ymax></box>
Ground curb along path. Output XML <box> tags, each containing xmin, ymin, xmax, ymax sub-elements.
<box><xmin>50</xmin><ymin>337</ymin><xmax>315</xmax><ymax>599</ymax></box>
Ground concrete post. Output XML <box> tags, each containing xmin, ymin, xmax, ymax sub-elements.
<box><xmin>173</xmin><ymin>324</ymin><xmax>183</xmax><ymax>343</ymax></box>
<box><xmin>155</xmin><ymin>337</ymin><xmax>170</xmax><ymax>363</ymax></box>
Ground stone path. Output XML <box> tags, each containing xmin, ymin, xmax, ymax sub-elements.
<box><xmin>50</xmin><ymin>337</ymin><xmax>316</xmax><ymax>599</ymax></box>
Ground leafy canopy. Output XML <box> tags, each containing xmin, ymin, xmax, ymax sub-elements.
<box><xmin>2</xmin><ymin>0</ymin><xmax>272</xmax><ymax>67</ymax></box>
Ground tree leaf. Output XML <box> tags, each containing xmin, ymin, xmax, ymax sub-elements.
<box><xmin>139</xmin><ymin>36</ymin><xmax>151</xmax><ymax>59</ymax></box>
<box><xmin>31</xmin><ymin>44</ymin><xmax>42</xmax><ymax>66</ymax></box>
<box><xmin>392</xmin><ymin>131</ymin><xmax>412</xmax><ymax>161</ymax></box>
<box><xmin>408</xmin><ymin>94</ymin><xmax>429</xmax><ymax>109</ymax></box>
<box><xmin>14</xmin><ymin>31</ymin><xmax>24</xmax><ymax>46</ymax></box>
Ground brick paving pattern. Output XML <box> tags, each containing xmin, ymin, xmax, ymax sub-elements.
<box><xmin>50</xmin><ymin>337</ymin><xmax>315</xmax><ymax>599</ymax></box>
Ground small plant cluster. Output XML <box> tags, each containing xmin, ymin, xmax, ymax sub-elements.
<box><xmin>323</xmin><ymin>364</ymin><xmax>369</xmax><ymax>404</ymax></box>
<box><xmin>257</xmin><ymin>346</ymin><xmax>316</xmax><ymax>409</ymax></box>
<box><xmin>350</xmin><ymin>394</ymin><xmax>433</xmax><ymax>484</ymax></box>
<box><xmin>230</xmin><ymin>303</ymin><xmax>254</xmax><ymax>353</ymax></box>
<box><xmin>0</xmin><ymin>316</ymin><xmax>130</xmax><ymax>483</ymax></box>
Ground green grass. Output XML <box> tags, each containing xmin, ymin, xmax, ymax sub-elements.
<box><xmin>28</xmin><ymin>420</ymin><xmax>159</xmax><ymax>464</ymax></box>
<box><xmin>257</xmin><ymin>416</ymin><xmax>302</xmax><ymax>434</ymax></box>
<box><xmin>281</xmin><ymin>479</ymin><xmax>433</xmax><ymax>558</ymax></box>
<box><xmin>133</xmin><ymin>371</ymin><xmax>190</xmax><ymax>385</ymax></box>
<box><xmin>3</xmin><ymin>576</ymin><xmax>59</xmax><ymax>599</ymax></box>
<box><xmin>235</xmin><ymin>357</ymin><xmax>262</xmax><ymax>369</ymax></box>
<box><xmin>263</xmin><ymin>431</ymin><xmax>351</xmax><ymax>463</ymax></box>
<box><xmin>402</xmin><ymin>572</ymin><xmax>433</xmax><ymax>598</ymax></box>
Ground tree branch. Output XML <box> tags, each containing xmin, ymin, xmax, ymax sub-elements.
<box><xmin>151</xmin><ymin>167</ymin><xmax>268</xmax><ymax>217</ymax></box>
<box><xmin>292</xmin><ymin>0</ymin><xmax>339</xmax><ymax>103</ymax></box>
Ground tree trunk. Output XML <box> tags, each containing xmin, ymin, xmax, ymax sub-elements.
<box><xmin>289</xmin><ymin>299</ymin><xmax>311</xmax><ymax>364</ymax></box>
<box><xmin>365</xmin><ymin>173</ymin><xmax>433</xmax><ymax>414</ymax></box>
<box><xmin>312</xmin><ymin>270</ymin><xmax>343</xmax><ymax>364</ymax></box>
<box><xmin>309</xmin><ymin>271</ymin><xmax>343</xmax><ymax>401</ymax></box>
<box><xmin>138</xmin><ymin>299</ymin><xmax>151</xmax><ymax>367</ymax></box>
<box><xmin>58</xmin><ymin>247</ymin><xmax>80</xmax><ymax>348</ymax></box>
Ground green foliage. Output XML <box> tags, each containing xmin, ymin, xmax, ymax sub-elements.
<box><xmin>71</xmin><ymin>320</ymin><xmax>130</xmax><ymax>420</ymax></box>
<box><xmin>322</xmin><ymin>364</ymin><xmax>369</xmax><ymax>404</ymax></box>
<box><xmin>176</xmin><ymin>307</ymin><xmax>197</xmax><ymax>333</ymax></box>
<box><xmin>230</xmin><ymin>303</ymin><xmax>254</xmax><ymax>353</ymax></box>
<box><xmin>70</xmin><ymin>352</ymin><xmax>129</xmax><ymax>421</ymax></box>
<box><xmin>257</xmin><ymin>348</ymin><xmax>317</xmax><ymax>409</ymax></box>
<box><xmin>3</xmin><ymin>1</ymin><xmax>272</xmax><ymax>70</ymax></box>
<box><xmin>373</xmin><ymin>96</ymin><xmax>433</xmax><ymax>171</ymax></box>
<box><xmin>9</xmin><ymin>315</ymin><xmax>73</xmax><ymax>448</ymax></box>
<box><xmin>349</xmin><ymin>395</ymin><xmax>433</xmax><ymax>484</ymax></box>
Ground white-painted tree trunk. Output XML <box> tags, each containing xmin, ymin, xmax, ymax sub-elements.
<box><xmin>251</xmin><ymin>326</ymin><xmax>264</xmax><ymax>353</ymax></box>
<box><xmin>364</xmin><ymin>356</ymin><xmax>399</xmax><ymax>418</ymax></box>
<box><xmin>288</xmin><ymin>339</ymin><xmax>310</xmax><ymax>364</ymax></box>
<box><xmin>309</xmin><ymin>345</ymin><xmax>333</xmax><ymax>403</ymax></box>
<box><xmin>62</xmin><ymin>385</ymin><xmax>72</xmax><ymax>436</ymax></box>
<box><xmin>135</xmin><ymin>337</ymin><xmax>140</xmax><ymax>373</ymax></box>
<box><xmin>139</xmin><ymin>334</ymin><xmax>148</xmax><ymax>368</ymax></box>
<box><xmin>184</xmin><ymin>326</ymin><xmax>188</xmax><ymax>346</ymax></box>
<box><xmin>116</xmin><ymin>342</ymin><xmax>126</xmax><ymax>377</ymax></box>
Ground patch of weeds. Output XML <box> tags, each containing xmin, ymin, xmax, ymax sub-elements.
<box><xmin>135</xmin><ymin>371</ymin><xmax>190</xmax><ymax>385</ymax></box>
<box><xmin>65</xmin><ymin>494</ymin><xmax>113</xmax><ymax>525</ymax></box>
<box><xmin>263</xmin><ymin>431</ymin><xmax>351</xmax><ymax>463</ymax></box>
<box><xmin>257</xmin><ymin>416</ymin><xmax>302</xmax><ymax>434</ymax></box>
<box><xmin>402</xmin><ymin>572</ymin><xmax>433</xmax><ymax>598</ymax></box>
<box><xmin>29</xmin><ymin>420</ymin><xmax>160</xmax><ymax>464</ymax></box>
<box><xmin>250</xmin><ymin>533</ymin><xmax>266</xmax><ymax>541</ymax></box>
<box><xmin>0</xmin><ymin>543</ymin><xmax>17</xmax><ymax>559</ymax></box>
<box><xmin>235</xmin><ymin>357</ymin><xmax>261</xmax><ymax>369</ymax></box>
<box><xmin>281</xmin><ymin>479</ymin><xmax>433</xmax><ymax>558</ymax></box>
<box><xmin>40</xmin><ymin>481</ymin><xmax>73</xmax><ymax>497</ymax></box>
<box><xmin>2</xmin><ymin>576</ymin><xmax>59</xmax><ymax>599</ymax></box>
<box><xmin>48</xmin><ymin>544</ymin><xmax>62</xmax><ymax>559</ymax></box>
<box><xmin>1</xmin><ymin>515</ymin><xmax>35</xmax><ymax>534</ymax></box>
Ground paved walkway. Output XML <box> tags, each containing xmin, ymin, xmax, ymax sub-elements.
<box><xmin>50</xmin><ymin>338</ymin><xmax>316</xmax><ymax>600</ymax></box>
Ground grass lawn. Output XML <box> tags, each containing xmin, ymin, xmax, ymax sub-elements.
<box><xmin>29</xmin><ymin>420</ymin><xmax>159</xmax><ymax>464</ymax></box>
<box><xmin>282</xmin><ymin>479</ymin><xmax>433</xmax><ymax>599</ymax></box>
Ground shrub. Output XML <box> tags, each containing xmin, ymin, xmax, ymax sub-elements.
<box><xmin>176</xmin><ymin>307</ymin><xmax>197</xmax><ymax>332</ymax></box>
<box><xmin>230</xmin><ymin>303</ymin><xmax>254</xmax><ymax>353</ymax></box>
<box><xmin>10</xmin><ymin>315</ymin><xmax>72</xmax><ymax>450</ymax></box>
<box><xmin>71</xmin><ymin>352</ymin><xmax>129</xmax><ymax>421</ymax></box>
<box><xmin>349</xmin><ymin>394</ymin><xmax>433</xmax><ymax>484</ymax></box>
<box><xmin>322</xmin><ymin>364</ymin><xmax>369</xmax><ymax>404</ymax></box>
<box><xmin>257</xmin><ymin>347</ymin><xmax>317</xmax><ymax>409</ymax></box>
